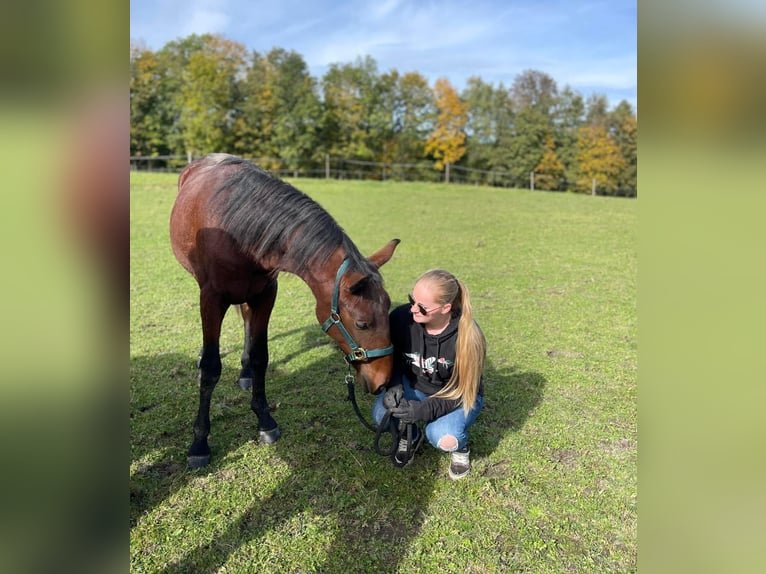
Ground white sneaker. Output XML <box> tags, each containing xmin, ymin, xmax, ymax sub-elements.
<box><xmin>391</xmin><ymin>425</ymin><xmax>423</xmax><ymax>468</ymax></box>
<box><xmin>449</xmin><ymin>448</ymin><xmax>471</xmax><ymax>480</ymax></box>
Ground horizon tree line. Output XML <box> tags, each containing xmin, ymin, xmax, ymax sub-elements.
<box><xmin>130</xmin><ymin>33</ymin><xmax>636</xmax><ymax>195</ymax></box>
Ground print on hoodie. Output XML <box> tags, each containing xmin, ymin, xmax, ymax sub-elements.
<box><xmin>405</xmin><ymin>352</ymin><xmax>455</xmax><ymax>374</ymax></box>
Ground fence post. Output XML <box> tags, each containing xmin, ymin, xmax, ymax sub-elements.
<box><xmin>592</xmin><ymin>178</ymin><xmax>597</xmax><ymax>196</ymax></box>
<box><xmin>325</xmin><ymin>154</ymin><xmax>330</xmax><ymax>179</ymax></box>
<box><xmin>530</xmin><ymin>171</ymin><xmax>535</xmax><ymax>190</ymax></box>
<box><xmin>445</xmin><ymin>162</ymin><xmax>450</xmax><ymax>184</ymax></box>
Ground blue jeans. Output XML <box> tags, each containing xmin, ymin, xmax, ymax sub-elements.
<box><xmin>372</xmin><ymin>374</ymin><xmax>483</xmax><ymax>452</ymax></box>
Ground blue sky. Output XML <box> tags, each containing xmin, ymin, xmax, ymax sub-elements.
<box><xmin>130</xmin><ymin>0</ymin><xmax>636</xmax><ymax>111</ymax></box>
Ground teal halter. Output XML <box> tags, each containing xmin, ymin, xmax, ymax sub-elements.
<box><xmin>321</xmin><ymin>257</ymin><xmax>394</xmax><ymax>363</ymax></box>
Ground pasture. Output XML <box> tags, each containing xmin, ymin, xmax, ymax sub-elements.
<box><xmin>130</xmin><ymin>172</ymin><xmax>636</xmax><ymax>573</ymax></box>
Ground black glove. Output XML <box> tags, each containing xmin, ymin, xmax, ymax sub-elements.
<box><xmin>389</xmin><ymin>398</ymin><xmax>419</xmax><ymax>424</ymax></box>
<box><xmin>382</xmin><ymin>385</ymin><xmax>404</xmax><ymax>410</ymax></box>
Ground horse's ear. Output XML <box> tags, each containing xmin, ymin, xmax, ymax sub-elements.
<box><xmin>367</xmin><ymin>238</ymin><xmax>400</xmax><ymax>269</ymax></box>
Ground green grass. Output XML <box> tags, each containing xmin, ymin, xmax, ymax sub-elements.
<box><xmin>130</xmin><ymin>171</ymin><xmax>636</xmax><ymax>573</ymax></box>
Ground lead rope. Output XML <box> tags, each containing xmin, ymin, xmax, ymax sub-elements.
<box><xmin>345</xmin><ymin>367</ymin><xmax>418</xmax><ymax>458</ymax></box>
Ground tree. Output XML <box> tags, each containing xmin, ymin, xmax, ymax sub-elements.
<box><xmin>130</xmin><ymin>43</ymin><xmax>167</xmax><ymax>156</ymax></box>
<box><xmin>608</xmin><ymin>100</ymin><xmax>638</xmax><ymax>195</ymax></box>
<box><xmin>575</xmin><ymin>125</ymin><xmax>626</xmax><ymax>195</ymax></box>
<box><xmin>425</xmin><ymin>77</ymin><xmax>468</xmax><ymax>180</ymax></box>
<box><xmin>390</xmin><ymin>71</ymin><xmax>433</xmax><ymax>164</ymax></box>
<box><xmin>485</xmin><ymin>70</ymin><xmax>561</xmax><ymax>187</ymax></box>
<box><xmin>151</xmin><ymin>35</ymin><xmax>212</xmax><ymax>157</ymax></box>
<box><xmin>495</xmin><ymin>106</ymin><xmax>550</xmax><ymax>187</ymax></box>
<box><xmin>511</xmin><ymin>69</ymin><xmax>559</xmax><ymax>116</ymax></box>
<box><xmin>461</xmin><ymin>77</ymin><xmax>514</xmax><ymax>181</ymax></box>
<box><xmin>534</xmin><ymin>135</ymin><xmax>565</xmax><ymax>190</ymax></box>
<box><xmin>235</xmin><ymin>48</ymin><xmax>321</xmax><ymax>170</ymax></box>
<box><xmin>585</xmin><ymin>94</ymin><xmax>610</xmax><ymax>128</ymax></box>
<box><xmin>321</xmin><ymin>56</ymin><xmax>381</xmax><ymax>160</ymax></box>
<box><xmin>552</xmin><ymin>85</ymin><xmax>586</xmax><ymax>190</ymax></box>
<box><xmin>177</xmin><ymin>35</ymin><xmax>248</xmax><ymax>157</ymax></box>
<box><xmin>271</xmin><ymin>50</ymin><xmax>323</xmax><ymax>169</ymax></box>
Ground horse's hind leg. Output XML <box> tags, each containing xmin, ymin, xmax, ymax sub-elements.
<box><xmin>246</xmin><ymin>279</ymin><xmax>280</xmax><ymax>444</ymax></box>
<box><xmin>237</xmin><ymin>303</ymin><xmax>254</xmax><ymax>391</ymax></box>
<box><xmin>188</xmin><ymin>287</ymin><xmax>228</xmax><ymax>468</ymax></box>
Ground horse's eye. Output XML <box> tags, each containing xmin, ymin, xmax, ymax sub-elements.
<box><xmin>354</xmin><ymin>321</ymin><xmax>370</xmax><ymax>331</ymax></box>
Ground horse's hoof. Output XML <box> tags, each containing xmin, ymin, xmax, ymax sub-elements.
<box><xmin>238</xmin><ymin>377</ymin><xmax>252</xmax><ymax>391</ymax></box>
<box><xmin>259</xmin><ymin>427</ymin><xmax>281</xmax><ymax>444</ymax></box>
<box><xmin>187</xmin><ymin>454</ymin><xmax>210</xmax><ymax>468</ymax></box>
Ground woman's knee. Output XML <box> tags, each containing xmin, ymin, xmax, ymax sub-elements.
<box><xmin>425</xmin><ymin>424</ymin><xmax>461</xmax><ymax>451</ymax></box>
<box><xmin>436</xmin><ymin>434</ymin><xmax>459</xmax><ymax>452</ymax></box>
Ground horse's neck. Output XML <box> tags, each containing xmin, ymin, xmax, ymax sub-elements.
<box><xmin>286</xmin><ymin>252</ymin><xmax>345</xmax><ymax>311</ymax></box>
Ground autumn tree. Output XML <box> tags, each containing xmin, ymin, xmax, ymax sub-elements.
<box><xmin>534</xmin><ymin>135</ymin><xmax>565</xmax><ymax>190</ymax></box>
<box><xmin>574</xmin><ymin>125</ymin><xmax>626</xmax><ymax>195</ymax></box>
<box><xmin>128</xmin><ymin>34</ymin><xmax>637</xmax><ymax>190</ymax></box>
<box><xmin>425</xmin><ymin>77</ymin><xmax>468</xmax><ymax>181</ymax></box>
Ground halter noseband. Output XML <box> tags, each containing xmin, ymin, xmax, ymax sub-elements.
<box><xmin>321</xmin><ymin>257</ymin><xmax>394</xmax><ymax>364</ymax></box>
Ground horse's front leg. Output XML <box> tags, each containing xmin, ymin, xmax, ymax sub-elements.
<box><xmin>188</xmin><ymin>287</ymin><xmax>228</xmax><ymax>468</ymax></box>
<box><xmin>247</xmin><ymin>280</ymin><xmax>280</xmax><ymax>444</ymax></box>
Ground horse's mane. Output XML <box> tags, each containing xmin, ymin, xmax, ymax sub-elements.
<box><xmin>210</xmin><ymin>155</ymin><xmax>379</xmax><ymax>280</ymax></box>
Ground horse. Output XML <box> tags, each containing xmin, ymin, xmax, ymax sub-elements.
<box><xmin>170</xmin><ymin>154</ymin><xmax>400</xmax><ymax>468</ymax></box>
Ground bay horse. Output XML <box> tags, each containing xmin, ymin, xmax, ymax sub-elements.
<box><xmin>170</xmin><ymin>154</ymin><xmax>399</xmax><ymax>467</ymax></box>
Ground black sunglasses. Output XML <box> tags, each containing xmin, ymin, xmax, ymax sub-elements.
<box><xmin>407</xmin><ymin>294</ymin><xmax>444</xmax><ymax>315</ymax></box>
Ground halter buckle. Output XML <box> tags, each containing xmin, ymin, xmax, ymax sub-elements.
<box><xmin>349</xmin><ymin>348</ymin><xmax>368</xmax><ymax>362</ymax></box>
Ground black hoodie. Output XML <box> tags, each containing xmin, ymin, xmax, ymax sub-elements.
<box><xmin>389</xmin><ymin>304</ymin><xmax>484</xmax><ymax>422</ymax></box>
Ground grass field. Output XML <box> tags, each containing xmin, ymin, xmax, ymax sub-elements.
<box><xmin>130</xmin><ymin>171</ymin><xmax>636</xmax><ymax>573</ymax></box>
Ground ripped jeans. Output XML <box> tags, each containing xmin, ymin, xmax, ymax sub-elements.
<box><xmin>372</xmin><ymin>374</ymin><xmax>483</xmax><ymax>452</ymax></box>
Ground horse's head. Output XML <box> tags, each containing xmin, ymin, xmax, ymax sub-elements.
<box><xmin>319</xmin><ymin>239</ymin><xmax>400</xmax><ymax>394</ymax></box>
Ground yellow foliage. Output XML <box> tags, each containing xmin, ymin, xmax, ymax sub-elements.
<box><xmin>425</xmin><ymin>78</ymin><xmax>468</xmax><ymax>171</ymax></box>
<box><xmin>534</xmin><ymin>135</ymin><xmax>564</xmax><ymax>190</ymax></box>
<box><xmin>575</xmin><ymin>126</ymin><xmax>626</xmax><ymax>194</ymax></box>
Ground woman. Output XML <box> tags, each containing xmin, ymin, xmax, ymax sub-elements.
<box><xmin>372</xmin><ymin>269</ymin><xmax>486</xmax><ymax>479</ymax></box>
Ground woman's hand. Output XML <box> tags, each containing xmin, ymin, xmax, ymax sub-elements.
<box><xmin>389</xmin><ymin>399</ymin><xmax>418</xmax><ymax>424</ymax></box>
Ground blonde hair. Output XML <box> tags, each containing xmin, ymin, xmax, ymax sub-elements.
<box><xmin>416</xmin><ymin>269</ymin><xmax>486</xmax><ymax>414</ymax></box>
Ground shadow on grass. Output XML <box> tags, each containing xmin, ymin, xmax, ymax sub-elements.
<box><xmin>130</xmin><ymin>339</ymin><xmax>545</xmax><ymax>572</ymax></box>
<box><xmin>472</xmin><ymin>358</ymin><xmax>547</xmax><ymax>458</ymax></box>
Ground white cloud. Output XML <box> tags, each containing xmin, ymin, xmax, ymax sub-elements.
<box><xmin>181</xmin><ymin>9</ymin><xmax>231</xmax><ymax>37</ymax></box>
<box><xmin>131</xmin><ymin>0</ymin><xmax>636</xmax><ymax>106</ymax></box>
<box><xmin>179</xmin><ymin>0</ymin><xmax>231</xmax><ymax>37</ymax></box>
